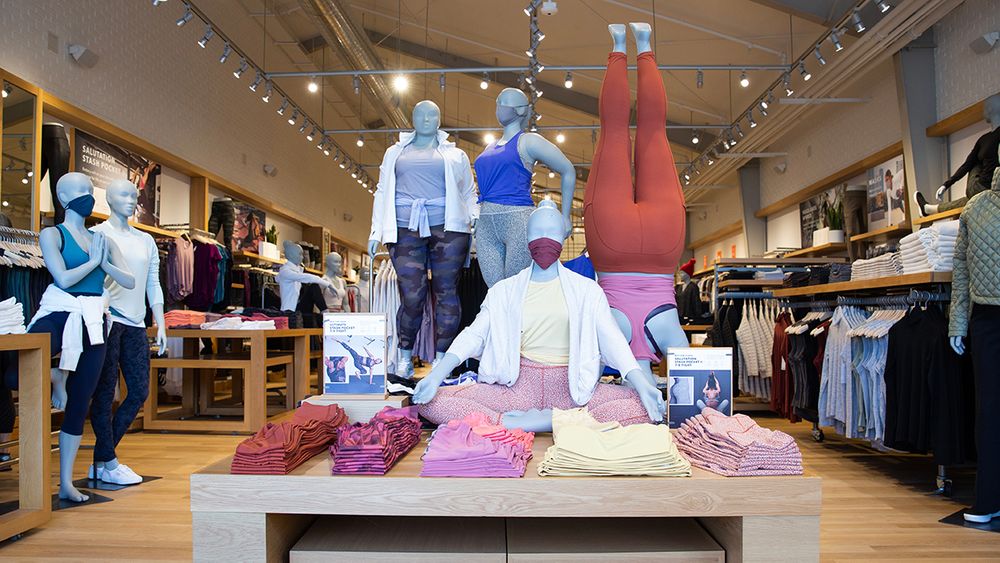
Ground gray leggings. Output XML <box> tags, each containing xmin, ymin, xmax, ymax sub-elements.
<box><xmin>475</xmin><ymin>202</ymin><xmax>534</xmax><ymax>287</ymax></box>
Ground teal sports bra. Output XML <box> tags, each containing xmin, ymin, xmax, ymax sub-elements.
<box><xmin>56</xmin><ymin>224</ymin><xmax>106</xmax><ymax>296</ymax></box>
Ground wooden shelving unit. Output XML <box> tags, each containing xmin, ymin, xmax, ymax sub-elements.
<box><xmin>682</xmin><ymin>324</ymin><xmax>712</xmax><ymax>332</ymax></box>
<box><xmin>783</xmin><ymin>242</ymin><xmax>848</xmax><ymax>258</ymax></box>
<box><xmin>42</xmin><ymin>211</ymin><xmax>179</xmax><ymax>238</ymax></box>
<box><xmin>850</xmin><ymin>223</ymin><xmax>911</xmax><ymax>243</ymax></box>
<box><xmin>913</xmin><ymin>207</ymin><xmax>963</xmax><ymax>228</ymax></box>
<box><xmin>692</xmin><ymin>265</ymin><xmax>715</xmax><ymax>278</ymax></box>
<box><xmin>717</xmin><ymin>279</ymin><xmax>785</xmax><ymax>289</ymax></box>
<box><xmin>236</xmin><ymin>251</ymin><xmax>324</xmax><ymax>275</ymax></box>
<box><xmin>926</xmin><ymin>99</ymin><xmax>985</xmax><ymax>137</ymax></box>
<box><xmin>771</xmin><ymin>272</ymin><xmax>952</xmax><ymax>298</ymax></box>
<box><xmin>713</xmin><ymin>257</ymin><xmax>849</xmax><ymax>266</ymax></box>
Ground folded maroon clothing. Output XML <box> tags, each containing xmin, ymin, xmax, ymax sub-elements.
<box><xmin>231</xmin><ymin>402</ymin><xmax>347</xmax><ymax>475</ymax></box>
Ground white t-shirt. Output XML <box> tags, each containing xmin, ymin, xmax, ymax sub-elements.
<box><xmin>92</xmin><ymin>222</ymin><xmax>164</xmax><ymax>328</ymax></box>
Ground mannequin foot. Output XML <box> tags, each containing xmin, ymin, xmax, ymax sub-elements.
<box><xmin>59</xmin><ymin>482</ymin><xmax>89</xmax><ymax>503</ymax></box>
<box><xmin>629</xmin><ymin>22</ymin><xmax>653</xmax><ymax>53</ymax></box>
<box><xmin>609</xmin><ymin>24</ymin><xmax>626</xmax><ymax>53</ymax></box>
<box><xmin>396</xmin><ymin>349</ymin><xmax>414</xmax><ymax>379</ymax></box>
<box><xmin>50</xmin><ymin>368</ymin><xmax>68</xmax><ymax>410</ymax></box>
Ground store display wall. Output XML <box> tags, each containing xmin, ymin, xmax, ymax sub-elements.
<box><xmin>766</xmin><ymin>206</ymin><xmax>802</xmax><ymax>252</ymax></box>
<box><xmin>946</xmin><ymin>120</ymin><xmax>993</xmax><ymax>206</ymax></box>
<box><xmin>687</xmin><ymin>187</ymin><xmax>742</xmax><ymax>243</ymax></box>
<box><xmin>0</xmin><ymin>0</ymin><xmax>372</xmax><ymax>245</ymax></box>
<box><xmin>693</xmin><ymin>232</ymin><xmax>745</xmax><ymax>268</ymax></box>
<box><xmin>934</xmin><ymin>0</ymin><xmax>1000</xmax><ymax>120</ymax></box>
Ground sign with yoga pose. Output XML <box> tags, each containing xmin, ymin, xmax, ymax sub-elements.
<box><xmin>322</xmin><ymin>313</ymin><xmax>388</xmax><ymax>395</ymax></box>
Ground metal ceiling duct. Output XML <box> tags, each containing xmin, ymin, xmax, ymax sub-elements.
<box><xmin>297</xmin><ymin>0</ymin><xmax>410</xmax><ymax>129</ymax></box>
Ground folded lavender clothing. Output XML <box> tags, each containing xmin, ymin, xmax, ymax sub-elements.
<box><xmin>675</xmin><ymin>408</ymin><xmax>803</xmax><ymax>477</ymax></box>
<box><xmin>420</xmin><ymin>414</ymin><xmax>534</xmax><ymax>478</ymax></box>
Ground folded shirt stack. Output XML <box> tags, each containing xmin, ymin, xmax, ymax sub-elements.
<box><xmin>537</xmin><ymin>407</ymin><xmax>691</xmax><ymax>477</ymax></box>
<box><xmin>331</xmin><ymin>406</ymin><xmax>422</xmax><ymax>475</ymax></box>
<box><xmin>674</xmin><ymin>407</ymin><xmax>803</xmax><ymax>477</ymax></box>
<box><xmin>899</xmin><ymin>220</ymin><xmax>959</xmax><ymax>274</ymax></box>
<box><xmin>420</xmin><ymin>412</ymin><xmax>534</xmax><ymax>478</ymax></box>
<box><xmin>850</xmin><ymin>252</ymin><xmax>902</xmax><ymax>280</ymax></box>
<box><xmin>200</xmin><ymin>317</ymin><xmax>277</xmax><ymax>330</ymax></box>
<box><xmin>231</xmin><ymin>402</ymin><xmax>347</xmax><ymax>474</ymax></box>
<box><xmin>829</xmin><ymin>262</ymin><xmax>852</xmax><ymax>283</ymax></box>
<box><xmin>0</xmin><ymin>296</ymin><xmax>26</xmax><ymax>335</ymax></box>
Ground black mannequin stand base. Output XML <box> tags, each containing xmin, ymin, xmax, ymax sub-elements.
<box><xmin>939</xmin><ymin>508</ymin><xmax>1000</xmax><ymax>533</ymax></box>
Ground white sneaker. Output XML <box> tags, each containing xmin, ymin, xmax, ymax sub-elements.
<box><xmin>99</xmin><ymin>463</ymin><xmax>142</xmax><ymax>485</ymax></box>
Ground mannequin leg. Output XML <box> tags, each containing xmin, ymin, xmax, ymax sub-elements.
<box><xmin>969</xmin><ymin>305</ymin><xmax>1000</xmax><ymax>515</ymax></box>
<box><xmin>427</xmin><ymin>227</ymin><xmax>471</xmax><ymax>352</ymax></box>
<box><xmin>59</xmin><ymin>327</ymin><xmax>106</xmax><ymax>502</ymax></box>
<box><xmin>58</xmin><ymin>433</ymin><xmax>87</xmax><ymax>502</ymax></box>
<box><xmin>502</xmin><ymin>409</ymin><xmax>553</xmax><ymax>432</ymax></box>
<box><xmin>646</xmin><ymin>308</ymin><xmax>689</xmax><ymax>356</ymax></box>
<box><xmin>91</xmin><ymin>323</ymin><xmax>124</xmax><ymax>471</ymax></box>
<box><xmin>388</xmin><ymin>227</ymin><xmax>431</xmax><ymax>361</ymax></box>
<box><xmin>474</xmin><ymin>206</ymin><xmax>506</xmax><ymax>288</ymax></box>
<box><xmin>418</xmin><ymin>362</ymin><xmax>543</xmax><ymax>425</ymax></box>
<box><xmin>96</xmin><ymin>325</ymin><xmax>149</xmax><ymax>476</ymax></box>
<box><xmin>501</xmin><ymin>207</ymin><xmax>534</xmax><ymax>280</ymax></box>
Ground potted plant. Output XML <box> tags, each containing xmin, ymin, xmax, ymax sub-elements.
<box><xmin>825</xmin><ymin>199</ymin><xmax>845</xmax><ymax>244</ymax></box>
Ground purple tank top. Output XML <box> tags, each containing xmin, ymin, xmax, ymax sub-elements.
<box><xmin>473</xmin><ymin>131</ymin><xmax>533</xmax><ymax>206</ymax></box>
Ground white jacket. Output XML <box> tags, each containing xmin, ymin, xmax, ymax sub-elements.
<box><xmin>27</xmin><ymin>285</ymin><xmax>106</xmax><ymax>372</ymax></box>
<box><xmin>369</xmin><ymin>130</ymin><xmax>478</xmax><ymax>245</ymax></box>
<box><xmin>447</xmin><ymin>263</ymin><xmax>641</xmax><ymax>405</ymax></box>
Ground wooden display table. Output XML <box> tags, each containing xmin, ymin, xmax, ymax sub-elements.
<box><xmin>145</xmin><ymin>328</ymin><xmax>319</xmax><ymax>433</ymax></box>
<box><xmin>0</xmin><ymin>334</ymin><xmax>51</xmax><ymax>541</ymax></box>
<box><xmin>191</xmin><ymin>434</ymin><xmax>821</xmax><ymax>562</ymax></box>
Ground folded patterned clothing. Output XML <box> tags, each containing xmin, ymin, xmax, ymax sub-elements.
<box><xmin>420</xmin><ymin>412</ymin><xmax>535</xmax><ymax>478</ymax></box>
<box><xmin>231</xmin><ymin>402</ymin><xmax>347</xmax><ymax>474</ymax></box>
<box><xmin>674</xmin><ymin>408</ymin><xmax>802</xmax><ymax>477</ymax></box>
<box><xmin>331</xmin><ymin>406</ymin><xmax>422</xmax><ymax>475</ymax></box>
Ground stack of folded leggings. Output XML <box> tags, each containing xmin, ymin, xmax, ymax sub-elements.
<box><xmin>674</xmin><ymin>407</ymin><xmax>803</xmax><ymax>476</ymax></box>
<box><xmin>330</xmin><ymin>406</ymin><xmax>422</xmax><ymax>475</ymax></box>
<box><xmin>420</xmin><ymin>412</ymin><xmax>534</xmax><ymax>478</ymax></box>
<box><xmin>231</xmin><ymin>403</ymin><xmax>347</xmax><ymax>474</ymax></box>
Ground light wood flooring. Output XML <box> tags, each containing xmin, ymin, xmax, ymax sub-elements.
<box><xmin>0</xmin><ymin>414</ymin><xmax>996</xmax><ymax>561</ymax></box>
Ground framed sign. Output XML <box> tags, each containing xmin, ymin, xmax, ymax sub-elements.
<box><xmin>322</xmin><ymin>313</ymin><xmax>387</xmax><ymax>395</ymax></box>
<box><xmin>666</xmin><ymin>347</ymin><xmax>734</xmax><ymax>428</ymax></box>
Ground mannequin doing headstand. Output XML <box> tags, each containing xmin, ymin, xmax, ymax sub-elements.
<box><xmin>414</xmin><ymin>200</ymin><xmax>665</xmax><ymax>432</ymax></box>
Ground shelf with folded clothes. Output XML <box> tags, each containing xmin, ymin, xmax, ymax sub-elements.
<box><xmin>782</xmin><ymin>242</ymin><xmax>848</xmax><ymax>259</ymax></box>
<box><xmin>682</xmin><ymin>324</ymin><xmax>712</xmax><ymax>332</ymax></box>
<box><xmin>913</xmin><ymin>207</ymin><xmax>963</xmax><ymax>228</ymax></box>
<box><xmin>717</xmin><ymin>279</ymin><xmax>785</xmax><ymax>289</ymax></box>
<box><xmin>849</xmin><ymin>223</ymin><xmax>911</xmax><ymax>243</ymax></box>
<box><xmin>236</xmin><ymin>251</ymin><xmax>325</xmax><ymax>276</ymax></box>
<box><xmin>770</xmin><ymin>272</ymin><xmax>952</xmax><ymax>298</ymax></box>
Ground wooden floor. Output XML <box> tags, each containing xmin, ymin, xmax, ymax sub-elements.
<box><xmin>0</xmin><ymin>414</ymin><xmax>997</xmax><ymax>561</ymax></box>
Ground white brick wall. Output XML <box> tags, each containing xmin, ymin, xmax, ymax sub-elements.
<box><xmin>0</xmin><ymin>0</ymin><xmax>373</xmax><ymax>245</ymax></box>
<box><xmin>687</xmin><ymin>186</ymin><xmax>743</xmax><ymax>243</ymax></box>
<box><xmin>934</xmin><ymin>0</ymin><xmax>1000</xmax><ymax>119</ymax></box>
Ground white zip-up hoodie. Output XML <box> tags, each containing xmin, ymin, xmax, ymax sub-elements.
<box><xmin>369</xmin><ymin>130</ymin><xmax>479</xmax><ymax>245</ymax></box>
<box><xmin>27</xmin><ymin>285</ymin><xmax>107</xmax><ymax>371</ymax></box>
<box><xmin>446</xmin><ymin>263</ymin><xmax>641</xmax><ymax>406</ymax></box>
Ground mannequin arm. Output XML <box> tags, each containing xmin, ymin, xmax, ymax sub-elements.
<box><xmin>624</xmin><ymin>368</ymin><xmax>667</xmax><ymax>422</ymax></box>
<box><xmin>522</xmin><ymin>133</ymin><xmax>576</xmax><ymax>237</ymax></box>
<box><xmin>102</xmin><ymin>238</ymin><xmax>135</xmax><ymax>290</ymax></box>
<box><xmin>413</xmin><ymin>301</ymin><xmax>492</xmax><ymax>403</ymax></box>
<box><xmin>412</xmin><ymin>352</ymin><xmax>462</xmax><ymax>404</ymax></box>
<box><xmin>39</xmin><ymin>227</ymin><xmax>102</xmax><ymax>290</ymax></box>
<box><xmin>279</xmin><ymin>267</ymin><xmax>331</xmax><ymax>288</ymax></box>
<box><xmin>950</xmin><ymin>336</ymin><xmax>965</xmax><ymax>355</ymax></box>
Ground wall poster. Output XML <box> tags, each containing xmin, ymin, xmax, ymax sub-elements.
<box><xmin>74</xmin><ymin>129</ymin><xmax>160</xmax><ymax>226</ymax></box>
<box><xmin>798</xmin><ymin>184</ymin><xmax>845</xmax><ymax>248</ymax></box>
<box><xmin>667</xmin><ymin>347</ymin><xmax>733</xmax><ymax>429</ymax></box>
<box><xmin>322</xmin><ymin>313</ymin><xmax>387</xmax><ymax>395</ymax></box>
<box><xmin>232</xmin><ymin>202</ymin><xmax>266</xmax><ymax>253</ymax></box>
<box><xmin>867</xmin><ymin>155</ymin><xmax>906</xmax><ymax>230</ymax></box>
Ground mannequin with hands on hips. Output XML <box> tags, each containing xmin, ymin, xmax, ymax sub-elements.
<box><xmin>5</xmin><ymin>172</ymin><xmax>135</xmax><ymax>503</ymax></box>
<box><xmin>321</xmin><ymin>252</ymin><xmax>350</xmax><ymax>313</ymax></box>
<box><xmin>276</xmin><ymin>240</ymin><xmax>333</xmax><ymax>312</ymax></box>
<box><xmin>473</xmin><ymin>88</ymin><xmax>577</xmax><ymax>287</ymax></box>
<box><xmin>414</xmin><ymin>200</ymin><xmax>665</xmax><ymax>432</ymax></box>
<box><xmin>368</xmin><ymin>100</ymin><xmax>477</xmax><ymax>377</ymax></box>
<box><xmin>87</xmin><ymin>179</ymin><xmax>166</xmax><ymax>486</ymax></box>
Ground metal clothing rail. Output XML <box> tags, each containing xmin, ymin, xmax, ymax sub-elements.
<box><xmin>716</xmin><ymin>291</ymin><xmax>773</xmax><ymax>300</ymax></box>
<box><xmin>835</xmin><ymin>289</ymin><xmax>950</xmax><ymax>307</ymax></box>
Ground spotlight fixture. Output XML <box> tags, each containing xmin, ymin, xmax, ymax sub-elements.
<box><xmin>534</xmin><ymin>62</ymin><xmax>545</xmax><ymax>73</ymax></box>
<box><xmin>1</xmin><ymin>201</ymin><xmax>7</xmax><ymax>208</ymax></box>
<box><xmin>722</xmin><ymin>138</ymin><xmax>731</xmax><ymax>150</ymax></box>
<box><xmin>27</xmin><ymin>170</ymin><xmax>33</xmax><ymax>177</ymax></box>
<box><xmin>830</xmin><ymin>29</ymin><xmax>844</xmax><ymax>52</ymax></box>
<box><xmin>356</xmin><ymin>135</ymin><xmax>364</xmax><ymax>148</ymax></box>
<box><xmin>339</xmin><ymin>158</ymin><xmax>348</xmax><ymax>169</ymax></box>
<box><xmin>871</xmin><ymin>0</ymin><xmax>891</xmax><ymax>14</ymax></box>
<box><xmin>307</xmin><ymin>77</ymin><xmax>319</xmax><ymax>93</ymax></box>
<box><xmin>392</xmin><ymin>75</ymin><xmax>409</xmax><ymax>93</ymax></box>
<box><xmin>696</xmin><ymin>69</ymin><xmax>704</xmax><ymax>89</ymax></box>
<box><xmin>175</xmin><ymin>3</ymin><xmax>193</xmax><ymax>26</ymax></box>
<box><xmin>535</xmin><ymin>89</ymin><xmax>544</xmax><ymax>99</ymax></box>
<box><xmin>480</xmin><ymin>73</ymin><xmax>489</xmax><ymax>90</ymax></box>
<box><xmin>708</xmin><ymin>150</ymin><xmax>717</xmax><ymax>165</ymax></box>
<box><xmin>261</xmin><ymin>81</ymin><xmax>272</xmax><ymax>102</ymax></box>
<box><xmin>152</xmin><ymin>0</ymin><xmax>168</xmax><ymax>6</ymax></box>
<box><xmin>683</xmin><ymin>172</ymin><xmax>691</xmax><ymax>181</ymax></box>
<box><xmin>525</xmin><ymin>48</ymin><xmax>535</xmax><ymax>58</ymax></box>
<box><xmin>799</xmin><ymin>61</ymin><xmax>812</xmax><ymax>81</ymax></box>
<box><xmin>323</xmin><ymin>144</ymin><xmax>331</xmax><ymax>157</ymax></box>
<box><xmin>555</xmin><ymin>132</ymin><xmax>565</xmax><ymax>144</ymax></box>
<box><xmin>350</xmin><ymin>167</ymin><xmax>358</xmax><ymax>179</ymax></box>
<box><xmin>484</xmin><ymin>132</ymin><xmax>496</xmax><ymax>145</ymax></box>
<box><xmin>748</xmin><ymin>110</ymin><xmax>757</xmax><ymax>128</ymax></box>
<box><xmin>248</xmin><ymin>71</ymin><xmax>263</xmax><ymax>92</ymax></box>
<box><xmin>197</xmin><ymin>25</ymin><xmax>214</xmax><ymax>48</ymax></box>
<box><xmin>287</xmin><ymin>109</ymin><xmax>299</xmax><ymax>126</ymax></box>
<box><xmin>218</xmin><ymin>43</ymin><xmax>231</xmax><ymax>64</ymax></box>
<box><xmin>1</xmin><ymin>84</ymin><xmax>9</xmax><ymax>99</ymax></box>
<box><xmin>306</xmin><ymin>127</ymin><xmax>317</xmax><ymax>142</ymax></box>
<box><xmin>814</xmin><ymin>46</ymin><xmax>826</xmax><ymax>66</ymax></box>
<box><xmin>852</xmin><ymin>9</ymin><xmax>866</xmax><ymax>33</ymax></box>
<box><xmin>691</xmin><ymin>130</ymin><xmax>700</xmax><ymax>145</ymax></box>
<box><xmin>233</xmin><ymin>58</ymin><xmax>248</xmax><ymax>79</ymax></box>
<box><xmin>439</xmin><ymin>73</ymin><xmax>446</xmax><ymax>92</ymax></box>
<box><xmin>21</xmin><ymin>175</ymin><xmax>29</xmax><ymax>185</ymax></box>
<box><xmin>734</xmin><ymin>124</ymin><xmax>745</xmax><ymax>139</ymax></box>
<box><xmin>729</xmin><ymin>130</ymin><xmax>738</xmax><ymax>147</ymax></box>
<box><xmin>758</xmin><ymin>99</ymin><xmax>768</xmax><ymax>116</ymax></box>
<box><xmin>739</xmin><ymin>70</ymin><xmax>749</xmax><ymax>88</ymax></box>
<box><xmin>298</xmin><ymin>122</ymin><xmax>308</xmax><ymax>134</ymax></box>
<box><xmin>783</xmin><ymin>73</ymin><xmax>794</xmax><ymax>96</ymax></box>
<box><xmin>564</xmin><ymin>72</ymin><xmax>573</xmax><ymax>89</ymax></box>
<box><xmin>276</xmin><ymin>98</ymin><xmax>289</xmax><ymax>116</ymax></box>
<box><xmin>524</xmin><ymin>75</ymin><xmax>534</xmax><ymax>85</ymax></box>
<box><xmin>353</xmin><ymin>75</ymin><xmax>360</xmax><ymax>95</ymax></box>
<box><xmin>548</xmin><ymin>171</ymin><xmax>555</xmax><ymax>178</ymax></box>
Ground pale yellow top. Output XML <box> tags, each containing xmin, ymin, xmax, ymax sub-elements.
<box><xmin>520</xmin><ymin>277</ymin><xmax>571</xmax><ymax>366</ymax></box>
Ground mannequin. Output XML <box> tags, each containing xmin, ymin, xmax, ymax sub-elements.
<box><xmin>208</xmin><ymin>195</ymin><xmax>235</xmax><ymax>250</ymax></box>
<box><xmin>276</xmin><ymin>240</ymin><xmax>333</xmax><ymax>311</ymax></box>
<box><xmin>473</xmin><ymin>88</ymin><xmax>576</xmax><ymax>287</ymax></box>
<box><xmin>368</xmin><ymin>100</ymin><xmax>477</xmax><ymax>377</ymax></box>
<box><xmin>356</xmin><ymin>266</ymin><xmax>371</xmax><ymax>313</ymax></box>
<box><xmin>90</xmin><ymin>179</ymin><xmax>166</xmax><ymax>486</ymax></box>
<box><xmin>321</xmin><ymin>252</ymin><xmax>350</xmax><ymax>313</ymax></box>
<box><xmin>915</xmin><ymin>93</ymin><xmax>1000</xmax><ymax>216</ymax></box>
<box><xmin>584</xmin><ymin>23</ymin><xmax>689</xmax><ymax>384</ymax></box>
<box><xmin>948</xmin><ymin>153</ymin><xmax>1000</xmax><ymax>523</ymax></box>
<box><xmin>675</xmin><ymin>259</ymin><xmax>703</xmax><ymax>325</ymax></box>
<box><xmin>41</xmin><ymin>123</ymin><xmax>71</xmax><ymax>223</ymax></box>
<box><xmin>13</xmin><ymin>172</ymin><xmax>134</xmax><ymax>502</ymax></box>
<box><xmin>413</xmin><ymin>201</ymin><xmax>665</xmax><ymax>432</ymax></box>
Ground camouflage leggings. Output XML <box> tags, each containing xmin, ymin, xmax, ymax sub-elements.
<box><xmin>388</xmin><ymin>226</ymin><xmax>471</xmax><ymax>352</ymax></box>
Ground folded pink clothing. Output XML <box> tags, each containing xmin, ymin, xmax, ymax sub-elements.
<box><xmin>675</xmin><ymin>407</ymin><xmax>803</xmax><ymax>477</ymax></box>
<box><xmin>420</xmin><ymin>414</ymin><xmax>534</xmax><ymax>478</ymax></box>
<box><xmin>330</xmin><ymin>406</ymin><xmax>422</xmax><ymax>475</ymax></box>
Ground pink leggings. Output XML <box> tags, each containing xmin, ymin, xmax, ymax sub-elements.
<box><xmin>418</xmin><ymin>358</ymin><xmax>650</xmax><ymax>426</ymax></box>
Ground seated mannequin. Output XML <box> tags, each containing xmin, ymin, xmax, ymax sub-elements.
<box><xmin>413</xmin><ymin>201</ymin><xmax>665</xmax><ymax>432</ymax></box>
<box><xmin>276</xmin><ymin>241</ymin><xmax>333</xmax><ymax>311</ymax></box>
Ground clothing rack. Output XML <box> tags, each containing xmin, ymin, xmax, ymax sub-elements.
<box><xmin>717</xmin><ymin>291</ymin><xmax>773</xmax><ymax>300</ymax></box>
<box><xmin>779</xmin><ymin>299</ymin><xmax>837</xmax><ymax>309</ymax></box>
<box><xmin>835</xmin><ymin>289</ymin><xmax>950</xmax><ymax>307</ymax></box>
<box><xmin>0</xmin><ymin>226</ymin><xmax>39</xmax><ymax>241</ymax></box>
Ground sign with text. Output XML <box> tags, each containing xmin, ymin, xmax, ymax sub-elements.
<box><xmin>666</xmin><ymin>347</ymin><xmax>733</xmax><ymax>428</ymax></box>
<box><xmin>322</xmin><ymin>313</ymin><xmax>387</xmax><ymax>395</ymax></box>
<box><xmin>74</xmin><ymin>129</ymin><xmax>159</xmax><ymax>226</ymax></box>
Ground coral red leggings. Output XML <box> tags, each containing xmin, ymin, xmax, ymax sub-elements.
<box><xmin>584</xmin><ymin>51</ymin><xmax>686</xmax><ymax>274</ymax></box>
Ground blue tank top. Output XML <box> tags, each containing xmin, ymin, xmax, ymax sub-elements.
<box><xmin>57</xmin><ymin>224</ymin><xmax>105</xmax><ymax>296</ymax></box>
<box><xmin>473</xmin><ymin>131</ymin><xmax>534</xmax><ymax>206</ymax></box>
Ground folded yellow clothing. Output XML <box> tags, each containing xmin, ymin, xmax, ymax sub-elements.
<box><xmin>539</xmin><ymin>408</ymin><xmax>692</xmax><ymax>477</ymax></box>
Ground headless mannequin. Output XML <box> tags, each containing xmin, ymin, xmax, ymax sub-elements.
<box><xmin>38</xmin><ymin>173</ymin><xmax>134</xmax><ymax>502</ymax></box>
<box><xmin>413</xmin><ymin>201</ymin><xmax>665</xmax><ymax>431</ymax></box>
<box><xmin>90</xmin><ymin>180</ymin><xmax>167</xmax><ymax>483</ymax></box>
<box><xmin>474</xmin><ymin>88</ymin><xmax>576</xmax><ymax>287</ymax></box>
<box><xmin>322</xmin><ymin>252</ymin><xmax>350</xmax><ymax>313</ymax></box>
<box><xmin>595</xmin><ymin>23</ymin><xmax>688</xmax><ymax>384</ymax></box>
<box><xmin>356</xmin><ymin>266</ymin><xmax>371</xmax><ymax>313</ymax></box>
<box><xmin>916</xmin><ymin>94</ymin><xmax>1000</xmax><ymax>216</ymax></box>
<box><xmin>277</xmin><ymin>241</ymin><xmax>332</xmax><ymax>311</ymax></box>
